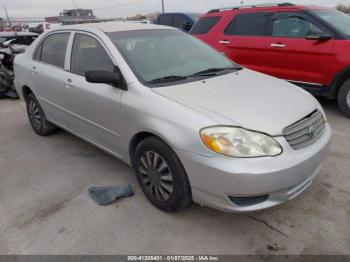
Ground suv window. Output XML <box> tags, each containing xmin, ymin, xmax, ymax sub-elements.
<box><xmin>70</xmin><ymin>33</ymin><xmax>114</xmax><ymax>76</ymax></box>
<box><xmin>225</xmin><ymin>12</ymin><xmax>267</xmax><ymax>36</ymax></box>
<box><xmin>38</xmin><ymin>33</ymin><xmax>70</xmax><ymax>68</ymax></box>
<box><xmin>271</xmin><ymin>13</ymin><xmax>325</xmax><ymax>38</ymax></box>
<box><xmin>158</xmin><ymin>14</ymin><xmax>173</xmax><ymax>26</ymax></box>
<box><xmin>191</xmin><ymin>16</ymin><xmax>221</xmax><ymax>35</ymax></box>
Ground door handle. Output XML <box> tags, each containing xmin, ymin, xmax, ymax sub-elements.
<box><xmin>65</xmin><ymin>78</ymin><xmax>74</xmax><ymax>89</ymax></box>
<box><xmin>270</xmin><ymin>43</ymin><xmax>286</xmax><ymax>48</ymax></box>
<box><xmin>219</xmin><ymin>40</ymin><xmax>231</xmax><ymax>45</ymax></box>
<box><xmin>31</xmin><ymin>66</ymin><xmax>38</xmax><ymax>75</ymax></box>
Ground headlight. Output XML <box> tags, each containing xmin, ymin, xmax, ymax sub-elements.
<box><xmin>200</xmin><ymin>127</ymin><xmax>282</xmax><ymax>158</ymax></box>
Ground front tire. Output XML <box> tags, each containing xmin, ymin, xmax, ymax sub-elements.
<box><xmin>338</xmin><ymin>79</ymin><xmax>350</xmax><ymax>118</ymax></box>
<box><xmin>134</xmin><ymin>137</ymin><xmax>192</xmax><ymax>212</ymax></box>
<box><xmin>26</xmin><ymin>93</ymin><xmax>58</xmax><ymax>136</ymax></box>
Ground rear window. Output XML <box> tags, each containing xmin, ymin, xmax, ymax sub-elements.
<box><xmin>225</xmin><ymin>12</ymin><xmax>267</xmax><ymax>36</ymax></box>
<box><xmin>191</xmin><ymin>16</ymin><xmax>221</xmax><ymax>35</ymax></box>
<box><xmin>158</xmin><ymin>14</ymin><xmax>173</xmax><ymax>26</ymax></box>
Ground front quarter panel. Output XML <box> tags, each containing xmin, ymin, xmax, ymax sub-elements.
<box><xmin>120</xmin><ymin>82</ymin><xmax>218</xmax><ymax>163</ymax></box>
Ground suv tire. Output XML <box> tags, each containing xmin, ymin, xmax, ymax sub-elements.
<box><xmin>26</xmin><ymin>93</ymin><xmax>58</xmax><ymax>136</ymax></box>
<box><xmin>134</xmin><ymin>137</ymin><xmax>192</xmax><ymax>212</ymax></box>
<box><xmin>338</xmin><ymin>79</ymin><xmax>350</xmax><ymax>118</ymax></box>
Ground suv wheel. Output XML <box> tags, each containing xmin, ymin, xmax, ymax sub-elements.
<box><xmin>26</xmin><ymin>93</ymin><xmax>58</xmax><ymax>136</ymax></box>
<box><xmin>134</xmin><ymin>137</ymin><xmax>192</xmax><ymax>212</ymax></box>
<box><xmin>338</xmin><ymin>79</ymin><xmax>350</xmax><ymax>118</ymax></box>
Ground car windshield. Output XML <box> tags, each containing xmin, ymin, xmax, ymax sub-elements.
<box><xmin>310</xmin><ymin>9</ymin><xmax>350</xmax><ymax>37</ymax></box>
<box><xmin>108</xmin><ymin>29</ymin><xmax>240</xmax><ymax>85</ymax></box>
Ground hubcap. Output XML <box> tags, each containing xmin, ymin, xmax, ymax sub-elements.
<box><xmin>347</xmin><ymin>89</ymin><xmax>350</xmax><ymax>108</ymax></box>
<box><xmin>28</xmin><ymin>100</ymin><xmax>41</xmax><ymax>130</ymax></box>
<box><xmin>139</xmin><ymin>151</ymin><xmax>174</xmax><ymax>202</ymax></box>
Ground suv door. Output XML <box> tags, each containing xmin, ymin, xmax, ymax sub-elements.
<box><xmin>32</xmin><ymin>32</ymin><xmax>71</xmax><ymax>127</ymax></box>
<box><xmin>262</xmin><ymin>11</ymin><xmax>335</xmax><ymax>89</ymax></box>
<box><xmin>64</xmin><ymin>32</ymin><xmax>123</xmax><ymax>156</ymax></box>
<box><xmin>215</xmin><ymin>12</ymin><xmax>273</xmax><ymax>73</ymax></box>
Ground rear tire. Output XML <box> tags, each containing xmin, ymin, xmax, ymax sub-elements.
<box><xmin>26</xmin><ymin>93</ymin><xmax>58</xmax><ymax>136</ymax></box>
<box><xmin>133</xmin><ymin>137</ymin><xmax>192</xmax><ymax>212</ymax></box>
<box><xmin>338</xmin><ymin>79</ymin><xmax>350</xmax><ymax>118</ymax></box>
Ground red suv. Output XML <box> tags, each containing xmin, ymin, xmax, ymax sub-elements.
<box><xmin>191</xmin><ymin>3</ymin><xmax>350</xmax><ymax>117</ymax></box>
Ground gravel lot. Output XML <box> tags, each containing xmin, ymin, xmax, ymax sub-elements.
<box><xmin>0</xmin><ymin>98</ymin><xmax>349</xmax><ymax>255</ymax></box>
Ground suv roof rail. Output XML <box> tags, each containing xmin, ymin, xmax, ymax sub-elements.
<box><xmin>207</xmin><ymin>2</ymin><xmax>295</xmax><ymax>13</ymax></box>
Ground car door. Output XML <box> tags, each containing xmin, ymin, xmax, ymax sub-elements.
<box><xmin>31</xmin><ymin>32</ymin><xmax>72</xmax><ymax>127</ymax></box>
<box><xmin>261</xmin><ymin>11</ymin><xmax>335</xmax><ymax>87</ymax></box>
<box><xmin>215</xmin><ymin>12</ymin><xmax>273</xmax><ymax>73</ymax></box>
<box><xmin>63</xmin><ymin>32</ymin><xmax>123</xmax><ymax>156</ymax></box>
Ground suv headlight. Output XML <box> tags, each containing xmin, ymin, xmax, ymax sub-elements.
<box><xmin>200</xmin><ymin>127</ymin><xmax>282</xmax><ymax>158</ymax></box>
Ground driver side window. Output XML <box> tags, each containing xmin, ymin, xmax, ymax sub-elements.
<box><xmin>70</xmin><ymin>33</ymin><xmax>114</xmax><ymax>76</ymax></box>
<box><xmin>272</xmin><ymin>13</ymin><xmax>325</xmax><ymax>38</ymax></box>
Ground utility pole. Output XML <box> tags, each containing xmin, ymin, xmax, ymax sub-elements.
<box><xmin>161</xmin><ymin>0</ymin><xmax>165</xmax><ymax>13</ymax></box>
<box><xmin>4</xmin><ymin>6</ymin><xmax>12</xmax><ymax>27</ymax></box>
<box><xmin>72</xmin><ymin>0</ymin><xmax>79</xmax><ymax>9</ymax></box>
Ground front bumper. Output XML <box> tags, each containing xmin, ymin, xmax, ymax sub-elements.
<box><xmin>176</xmin><ymin>124</ymin><xmax>332</xmax><ymax>212</ymax></box>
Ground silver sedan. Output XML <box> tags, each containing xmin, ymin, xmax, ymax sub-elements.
<box><xmin>14</xmin><ymin>22</ymin><xmax>332</xmax><ymax>212</ymax></box>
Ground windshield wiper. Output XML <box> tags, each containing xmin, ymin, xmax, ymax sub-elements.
<box><xmin>146</xmin><ymin>75</ymin><xmax>188</xmax><ymax>84</ymax></box>
<box><xmin>189</xmin><ymin>67</ymin><xmax>241</xmax><ymax>76</ymax></box>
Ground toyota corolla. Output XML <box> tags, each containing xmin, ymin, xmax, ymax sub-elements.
<box><xmin>14</xmin><ymin>22</ymin><xmax>332</xmax><ymax>212</ymax></box>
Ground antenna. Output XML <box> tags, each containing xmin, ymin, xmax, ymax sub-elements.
<box><xmin>72</xmin><ymin>0</ymin><xmax>79</xmax><ymax>9</ymax></box>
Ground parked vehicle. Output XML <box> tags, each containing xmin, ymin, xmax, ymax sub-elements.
<box><xmin>14</xmin><ymin>22</ymin><xmax>331</xmax><ymax>213</ymax></box>
<box><xmin>0</xmin><ymin>32</ymin><xmax>38</xmax><ymax>98</ymax></box>
<box><xmin>22</xmin><ymin>22</ymin><xmax>59</xmax><ymax>34</ymax></box>
<box><xmin>155</xmin><ymin>13</ymin><xmax>200</xmax><ymax>31</ymax></box>
<box><xmin>191</xmin><ymin>3</ymin><xmax>350</xmax><ymax>117</ymax></box>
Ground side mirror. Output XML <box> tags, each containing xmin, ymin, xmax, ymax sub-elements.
<box><xmin>85</xmin><ymin>69</ymin><xmax>127</xmax><ymax>90</ymax></box>
<box><xmin>306</xmin><ymin>34</ymin><xmax>332</xmax><ymax>41</ymax></box>
<box><xmin>182</xmin><ymin>22</ymin><xmax>192</xmax><ymax>32</ymax></box>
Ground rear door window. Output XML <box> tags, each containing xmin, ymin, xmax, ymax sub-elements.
<box><xmin>38</xmin><ymin>33</ymin><xmax>70</xmax><ymax>68</ymax></box>
<box><xmin>191</xmin><ymin>16</ymin><xmax>221</xmax><ymax>35</ymax></box>
<box><xmin>225</xmin><ymin>12</ymin><xmax>268</xmax><ymax>36</ymax></box>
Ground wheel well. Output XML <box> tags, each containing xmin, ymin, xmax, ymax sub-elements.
<box><xmin>332</xmin><ymin>69</ymin><xmax>350</xmax><ymax>99</ymax></box>
<box><xmin>129</xmin><ymin>132</ymin><xmax>161</xmax><ymax>167</ymax></box>
<box><xmin>22</xmin><ymin>86</ymin><xmax>33</xmax><ymax>100</ymax></box>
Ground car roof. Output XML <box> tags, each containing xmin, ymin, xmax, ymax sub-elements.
<box><xmin>205</xmin><ymin>4</ymin><xmax>331</xmax><ymax>16</ymax></box>
<box><xmin>0</xmin><ymin>32</ymin><xmax>39</xmax><ymax>37</ymax></box>
<box><xmin>158</xmin><ymin>12</ymin><xmax>200</xmax><ymax>16</ymax></box>
<box><xmin>59</xmin><ymin>21</ymin><xmax>175</xmax><ymax>33</ymax></box>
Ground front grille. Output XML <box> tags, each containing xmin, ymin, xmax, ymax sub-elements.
<box><xmin>283</xmin><ymin>110</ymin><xmax>325</xmax><ymax>150</ymax></box>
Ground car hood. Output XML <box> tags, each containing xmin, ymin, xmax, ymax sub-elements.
<box><xmin>152</xmin><ymin>69</ymin><xmax>318</xmax><ymax>136</ymax></box>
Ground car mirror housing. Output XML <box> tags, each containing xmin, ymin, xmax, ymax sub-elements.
<box><xmin>85</xmin><ymin>68</ymin><xmax>127</xmax><ymax>90</ymax></box>
<box><xmin>182</xmin><ymin>22</ymin><xmax>192</xmax><ymax>32</ymax></box>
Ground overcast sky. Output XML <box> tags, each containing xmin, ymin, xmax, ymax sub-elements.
<box><xmin>0</xmin><ymin>0</ymin><xmax>348</xmax><ymax>19</ymax></box>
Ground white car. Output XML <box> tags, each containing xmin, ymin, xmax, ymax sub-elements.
<box><xmin>14</xmin><ymin>22</ymin><xmax>332</xmax><ymax>212</ymax></box>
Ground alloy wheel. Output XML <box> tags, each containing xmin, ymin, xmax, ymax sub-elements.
<box><xmin>28</xmin><ymin>100</ymin><xmax>41</xmax><ymax>131</ymax></box>
<box><xmin>138</xmin><ymin>151</ymin><xmax>174</xmax><ymax>202</ymax></box>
